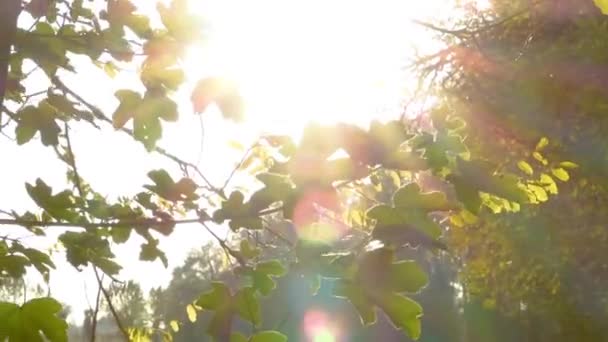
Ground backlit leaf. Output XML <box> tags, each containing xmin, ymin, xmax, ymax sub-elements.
<box><xmin>186</xmin><ymin>304</ymin><xmax>197</xmax><ymax>323</ymax></box>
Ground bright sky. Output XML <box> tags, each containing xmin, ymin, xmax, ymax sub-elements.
<box><xmin>1</xmin><ymin>0</ymin><xmax>486</xmax><ymax>325</ymax></box>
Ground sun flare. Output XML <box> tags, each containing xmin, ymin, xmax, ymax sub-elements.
<box><xmin>183</xmin><ymin>0</ymin><xmax>456</xmax><ymax>138</ymax></box>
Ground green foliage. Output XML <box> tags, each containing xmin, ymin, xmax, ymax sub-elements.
<box><xmin>194</xmin><ymin>283</ymin><xmax>261</xmax><ymax>340</ymax></box>
<box><xmin>331</xmin><ymin>248</ymin><xmax>426</xmax><ymax>339</ymax></box>
<box><xmin>0</xmin><ymin>298</ymin><xmax>68</xmax><ymax>342</ymax></box>
<box><xmin>0</xmin><ymin>0</ymin><xmax>590</xmax><ymax>340</ymax></box>
<box><xmin>238</xmin><ymin>260</ymin><xmax>286</xmax><ymax>296</ymax></box>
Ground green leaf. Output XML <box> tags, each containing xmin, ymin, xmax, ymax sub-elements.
<box><xmin>145</xmin><ymin>170</ymin><xmax>197</xmax><ymax>202</ymax></box>
<box><xmin>233</xmin><ymin>287</ymin><xmax>260</xmax><ymax>325</ymax></box>
<box><xmin>393</xmin><ymin>183</ymin><xmax>458</xmax><ymax>212</ymax></box>
<box><xmin>112</xmin><ymin>89</ymin><xmax>142</xmax><ymax>129</ymax></box>
<box><xmin>333</xmin><ymin>280</ymin><xmax>376</xmax><ymax>325</ymax></box>
<box><xmin>214</xmin><ymin>191</ymin><xmax>263</xmax><ymax>230</ymax></box>
<box><xmin>551</xmin><ymin>168</ymin><xmax>570</xmax><ymax>182</ymax></box>
<box><xmin>125</xmin><ymin>14</ymin><xmax>152</xmax><ymax>38</ymax></box>
<box><xmin>367</xmin><ymin>205</ymin><xmax>403</xmax><ymax>226</ymax></box>
<box><xmin>249</xmin><ymin>331</ymin><xmax>288</xmax><ymax>342</ymax></box>
<box><xmin>94</xmin><ymin>258</ymin><xmax>122</xmax><ymax>275</ymax></box>
<box><xmin>449</xmin><ymin>175</ymin><xmax>482</xmax><ymax>215</ymax></box>
<box><xmin>46</xmin><ymin>94</ymin><xmax>77</xmax><ymax>115</ymax></box>
<box><xmin>186</xmin><ymin>304</ymin><xmax>197</xmax><ymax>323</ymax></box>
<box><xmin>196</xmin><ymin>282</ymin><xmax>231</xmax><ymax>310</ymax></box>
<box><xmin>0</xmin><ymin>298</ymin><xmax>68</xmax><ymax>342</ymax></box>
<box><xmin>15</xmin><ymin>105</ymin><xmax>60</xmax><ymax>146</ymax></box>
<box><xmin>230</xmin><ymin>332</ymin><xmax>248</xmax><ymax>342</ymax></box>
<box><xmin>26</xmin><ymin>179</ymin><xmax>75</xmax><ymax>221</ymax></box>
<box><xmin>251</xmin><ymin>260</ymin><xmax>286</xmax><ymax>296</ymax></box>
<box><xmin>240</xmin><ymin>240</ymin><xmax>260</xmax><ymax>260</ymax></box>
<box><xmin>376</xmin><ymin>293</ymin><xmax>422</xmax><ymax>340</ymax></box>
<box><xmin>0</xmin><ymin>255</ymin><xmax>29</xmax><ymax>277</ymax></box>
<box><xmin>389</xmin><ymin>261</ymin><xmax>428</xmax><ymax>293</ymax></box>
<box><xmin>110</xmin><ymin>226</ymin><xmax>132</xmax><ymax>244</ymax></box>
<box><xmin>141</xmin><ymin>67</ymin><xmax>184</xmax><ymax>91</ymax></box>
<box><xmin>256</xmin><ymin>260</ymin><xmax>286</xmax><ymax>276</ymax></box>
<box><xmin>139</xmin><ymin>240</ymin><xmax>168</xmax><ymax>267</ymax></box>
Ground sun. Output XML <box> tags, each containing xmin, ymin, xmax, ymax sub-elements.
<box><xmin>182</xmin><ymin>0</ymin><xmax>458</xmax><ymax>139</ymax></box>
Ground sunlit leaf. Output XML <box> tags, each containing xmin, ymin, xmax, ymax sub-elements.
<box><xmin>186</xmin><ymin>304</ymin><xmax>197</xmax><ymax>323</ymax></box>
<box><xmin>551</xmin><ymin>168</ymin><xmax>570</xmax><ymax>182</ymax></box>
<box><xmin>169</xmin><ymin>320</ymin><xmax>179</xmax><ymax>332</ymax></box>
<box><xmin>377</xmin><ymin>293</ymin><xmax>422</xmax><ymax>340</ymax></box>
<box><xmin>249</xmin><ymin>331</ymin><xmax>287</xmax><ymax>342</ymax></box>
<box><xmin>594</xmin><ymin>0</ymin><xmax>608</xmax><ymax>14</ymax></box>
<box><xmin>517</xmin><ymin>161</ymin><xmax>533</xmax><ymax>175</ymax></box>
<box><xmin>535</xmin><ymin>137</ymin><xmax>549</xmax><ymax>151</ymax></box>
<box><xmin>0</xmin><ymin>298</ymin><xmax>68</xmax><ymax>342</ymax></box>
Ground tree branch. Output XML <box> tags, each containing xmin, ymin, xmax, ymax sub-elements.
<box><xmin>90</xmin><ymin>273</ymin><xmax>103</xmax><ymax>342</ymax></box>
<box><xmin>0</xmin><ymin>206</ymin><xmax>284</xmax><ymax>229</ymax></box>
<box><xmin>0</xmin><ymin>0</ymin><xmax>21</xmax><ymax>110</ymax></box>
<box><xmin>93</xmin><ymin>267</ymin><xmax>130</xmax><ymax>341</ymax></box>
<box><xmin>50</xmin><ymin>76</ymin><xmax>224</xmax><ymax>198</ymax></box>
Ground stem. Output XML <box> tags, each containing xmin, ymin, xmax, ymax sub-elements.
<box><xmin>90</xmin><ymin>273</ymin><xmax>102</xmax><ymax>342</ymax></box>
<box><xmin>94</xmin><ymin>267</ymin><xmax>130</xmax><ymax>341</ymax></box>
<box><xmin>0</xmin><ymin>0</ymin><xmax>21</xmax><ymax>110</ymax></box>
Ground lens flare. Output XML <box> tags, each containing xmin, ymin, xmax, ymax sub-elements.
<box><xmin>292</xmin><ymin>188</ymin><xmax>349</xmax><ymax>244</ymax></box>
<box><xmin>313</xmin><ymin>328</ymin><xmax>336</xmax><ymax>342</ymax></box>
<box><xmin>303</xmin><ymin>310</ymin><xmax>340</xmax><ymax>342</ymax></box>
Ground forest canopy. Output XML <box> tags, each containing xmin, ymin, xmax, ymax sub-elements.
<box><xmin>1</xmin><ymin>0</ymin><xmax>608</xmax><ymax>341</ymax></box>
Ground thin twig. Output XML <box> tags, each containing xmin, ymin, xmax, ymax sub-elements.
<box><xmin>65</xmin><ymin>123</ymin><xmax>128</xmax><ymax>340</ymax></box>
<box><xmin>50</xmin><ymin>76</ymin><xmax>224</xmax><ymax>198</ymax></box>
<box><xmin>221</xmin><ymin>145</ymin><xmax>255</xmax><ymax>191</ymax></box>
<box><xmin>90</xmin><ymin>272</ymin><xmax>102</xmax><ymax>342</ymax></box>
<box><xmin>260</xmin><ymin>217</ymin><xmax>294</xmax><ymax>246</ymax></box>
<box><xmin>93</xmin><ymin>267</ymin><xmax>130</xmax><ymax>341</ymax></box>
<box><xmin>0</xmin><ymin>206</ymin><xmax>284</xmax><ymax>229</ymax></box>
<box><xmin>64</xmin><ymin>123</ymin><xmax>85</xmax><ymax>198</ymax></box>
<box><xmin>200</xmin><ymin>220</ymin><xmax>246</xmax><ymax>266</ymax></box>
<box><xmin>0</xmin><ymin>217</ymin><xmax>199</xmax><ymax>228</ymax></box>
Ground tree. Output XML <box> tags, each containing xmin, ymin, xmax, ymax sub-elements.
<box><xmin>414</xmin><ymin>0</ymin><xmax>608</xmax><ymax>340</ymax></box>
<box><xmin>103</xmin><ymin>280</ymin><xmax>148</xmax><ymax>329</ymax></box>
<box><xmin>0</xmin><ymin>0</ymin><xmax>568</xmax><ymax>341</ymax></box>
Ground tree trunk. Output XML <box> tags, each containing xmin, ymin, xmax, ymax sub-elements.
<box><xmin>0</xmin><ymin>0</ymin><xmax>22</xmax><ymax>110</ymax></box>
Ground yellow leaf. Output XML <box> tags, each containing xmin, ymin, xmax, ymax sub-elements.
<box><xmin>551</xmin><ymin>168</ymin><xmax>570</xmax><ymax>182</ymax></box>
<box><xmin>228</xmin><ymin>140</ymin><xmax>244</xmax><ymax>150</ymax></box>
<box><xmin>535</xmin><ymin>137</ymin><xmax>549</xmax><ymax>151</ymax></box>
<box><xmin>104</xmin><ymin>62</ymin><xmax>118</xmax><ymax>78</ymax></box>
<box><xmin>461</xmin><ymin>210</ymin><xmax>478</xmax><ymax>224</ymax></box>
<box><xmin>517</xmin><ymin>161</ymin><xmax>533</xmax><ymax>175</ymax></box>
<box><xmin>169</xmin><ymin>320</ymin><xmax>179</xmax><ymax>332</ymax></box>
<box><xmin>559</xmin><ymin>161</ymin><xmax>579</xmax><ymax>169</ymax></box>
<box><xmin>529</xmin><ymin>184</ymin><xmax>548</xmax><ymax>202</ymax></box>
<box><xmin>532</xmin><ymin>152</ymin><xmax>548</xmax><ymax>165</ymax></box>
<box><xmin>186</xmin><ymin>304</ymin><xmax>197</xmax><ymax>322</ymax></box>
<box><xmin>540</xmin><ymin>173</ymin><xmax>558</xmax><ymax>195</ymax></box>
<box><xmin>449</xmin><ymin>214</ymin><xmax>464</xmax><ymax>227</ymax></box>
<box><xmin>594</xmin><ymin>0</ymin><xmax>608</xmax><ymax>14</ymax></box>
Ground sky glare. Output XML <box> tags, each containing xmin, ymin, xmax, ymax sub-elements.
<box><xmin>2</xmin><ymin>0</ymin><xmax>478</xmax><ymax>324</ymax></box>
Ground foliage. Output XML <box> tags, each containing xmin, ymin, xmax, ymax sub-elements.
<box><xmin>0</xmin><ymin>0</ymin><xmax>593</xmax><ymax>341</ymax></box>
<box><xmin>414</xmin><ymin>0</ymin><xmax>608</xmax><ymax>340</ymax></box>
